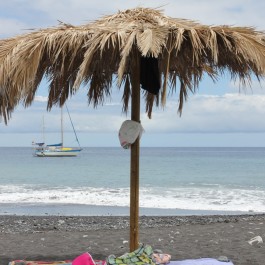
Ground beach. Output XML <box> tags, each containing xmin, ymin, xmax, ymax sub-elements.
<box><xmin>0</xmin><ymin>214</ymin><xmax>265</xmax><ymax>265</ymax></box>
<box><xmin>1</xmin><ymin>148</ymin><xmax>265</xmax><ymax>265</ymax></box>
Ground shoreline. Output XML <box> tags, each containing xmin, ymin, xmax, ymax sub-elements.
<box><xmin>0</xmin><ymin>203</ymin><xmax>260</xmax><ymax>217</ymax></box>
<box><xmin>0</xmin><ymin>214</ymin><xmax>265</xmax><ymax>265</ymax></box>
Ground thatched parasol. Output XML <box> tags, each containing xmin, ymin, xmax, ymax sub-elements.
<box><xmin>1</xmin><ymin>7</ymin><xmax>265</xmax><ymax>251</ymax></box>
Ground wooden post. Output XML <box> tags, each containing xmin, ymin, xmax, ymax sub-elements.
<box><xmin>130</xmin><ymin>52</ymin><xmax>140</xmax><ymax>252</ymax></box>
<box><xmin>61</xmin><ymin>107</ymin><xmax>64</xmax><ymax>147</ymax></box>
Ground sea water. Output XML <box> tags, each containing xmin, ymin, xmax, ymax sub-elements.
<box><xmin>0</xmin><ymin>147</ymin><xmax>264</xmax><ymax>216</ymax></box>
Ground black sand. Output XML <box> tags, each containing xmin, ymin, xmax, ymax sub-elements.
<box><xmin>0</xmin><ymin>215</ymin><xmax>265</xmax><ymax>265</ymax></box>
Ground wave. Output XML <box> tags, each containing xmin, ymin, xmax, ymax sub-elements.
<box><xmin>0</xmin><ymin>184</ymin><xmax>264</xmax><ymax>213</ymax></box>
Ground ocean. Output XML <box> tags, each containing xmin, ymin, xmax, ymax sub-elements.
<box><xmin>0</xmin><ymin>147</ymin><xmax>264</xmax><ymax>216</ymax></box>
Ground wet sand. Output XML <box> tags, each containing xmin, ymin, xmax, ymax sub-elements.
<box><xmin>0</xmin><ymin>214</ymin><xmax>265</xmax><ymax>265</ymax></box>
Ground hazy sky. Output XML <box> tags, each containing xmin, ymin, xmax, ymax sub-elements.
<box><xmin>1</xmin><ymin>0</ymin><xmax>265</xmax><ymax>147</ymax></box>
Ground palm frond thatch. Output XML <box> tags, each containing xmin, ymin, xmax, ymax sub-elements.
<box><xmin>1</xmin><ymin>7</ymin><xmax>265</xmax><ymax>123</ymax></box>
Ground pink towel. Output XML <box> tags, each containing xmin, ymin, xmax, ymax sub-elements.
<box><xmin>72</xmin><ymin>253</ymin><xmax>106</xmax><ymax>265</ymax></box>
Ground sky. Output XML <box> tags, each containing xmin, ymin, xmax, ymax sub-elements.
<box><xmin>1</xmin><ymin>0</ymin><xmax>265</xmax><ymax>147</ymax></box>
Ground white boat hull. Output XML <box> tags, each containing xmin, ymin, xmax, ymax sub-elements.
<box><xmin>34</xmin><ymin>148</ymin><xmax>82</xmax><ymax>157</ymax></box>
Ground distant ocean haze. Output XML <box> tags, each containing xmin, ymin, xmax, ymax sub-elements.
<box><xmin>0</xmin><ymin>147</ymin><xmax>264</xmax><ymax>215</ymax></box>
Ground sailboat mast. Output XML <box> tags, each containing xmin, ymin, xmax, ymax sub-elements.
<box><xmin>42</xmin><ymin>115</ymin><xmax>45</xmax><ymax>144</ymax></box>
<box><xmin>65</xmin><ymin>103</ymin><xmax>82</xmax><ymax>149</ymax></box>
<box><xmin>61</xmin><ymin>107</ymin><xmax>63</xmax><ymax>147</ymax></box>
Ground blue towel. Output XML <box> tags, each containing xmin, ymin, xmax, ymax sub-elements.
<box><xmin>169</xmin><ymin>258</ymin><xmax>234</xmax><ymax>265</ymax></box>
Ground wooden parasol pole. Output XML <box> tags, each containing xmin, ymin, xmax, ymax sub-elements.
<box><xmin>130</xmin><ymin>52</ymin><xmax>140</xmax><ymax>251</ymax></box>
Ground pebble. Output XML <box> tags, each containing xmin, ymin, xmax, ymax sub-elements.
<box><xmin>0</xmin><ymin>214</ymin><xmax>265</xmax><ymax>234</ymax></box>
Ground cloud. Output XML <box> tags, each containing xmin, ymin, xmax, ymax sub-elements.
<box><xmin>0</xmin><ymin>18</ymin><xmax>28</xmax><ymax>37</ymax></box>
<box><xmin>27</xmin><ymin>0</ymin><xmax>265</xmax><ymax>29</ymax></box>
<box><xmin>1</xmin><ymin>0</ymin><xmax>265</xmax><ymax>38</ymax></box>
<box><xmin>34</xmin><ymin>96</ymin><xmax>48</xmax><ymax>102</ymax></box>
<box><xmin>142</xmin><ymin>94</ymin><xmax>265</xmax><ymax>133</ymax></box>
<box><xmin>2</xmin><ymin>93</ymin><xmax>265</xmax><ymax>135</ymax></box>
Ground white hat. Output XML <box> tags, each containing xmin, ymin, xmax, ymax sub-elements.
<box><xmin>119</xmin><ymin>120</ymin><xmax>144</xmax><ymax>149</ymax></box>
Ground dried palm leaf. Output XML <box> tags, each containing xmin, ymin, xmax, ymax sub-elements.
<box><xmin>1</xmin><ymin>7</ymin><xmax>265</xmax><ymax>123</ymax></box>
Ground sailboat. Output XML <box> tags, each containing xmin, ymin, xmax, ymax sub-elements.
<box><xmin>32</xmin><ymin>104</ymin><xmax>82</xmax><ymax>157</ymax></box>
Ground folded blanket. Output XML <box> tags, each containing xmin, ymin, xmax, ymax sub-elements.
<box><xmin>169</xmin><ymin>258</ymin><xmax>234</xmax><ymax>265</ymax></box>
<box><xmin>106</xmin><ymin>244</ymin><xmax>155</xmax><ymax>265</ymax></box>
<box><xmin>9</xmin><ymin>258</ymin><xmax>106</xmax><ymax>265</ymax></box>
<box><xmin>9</xmin><ymin>261</ymin><xmax>72</xmax><ymax>265</ymax></box>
